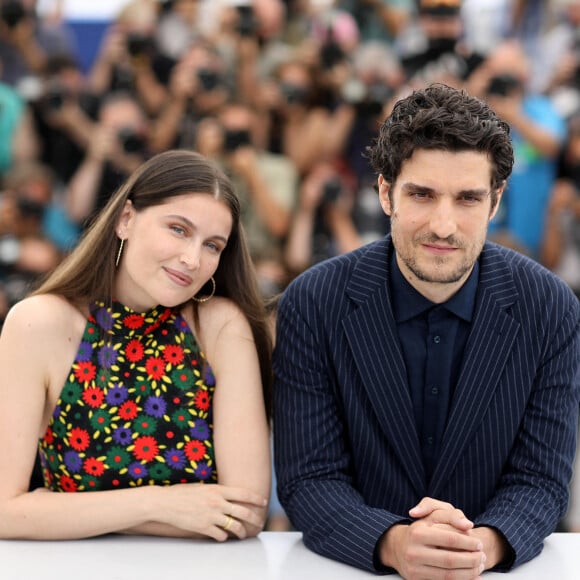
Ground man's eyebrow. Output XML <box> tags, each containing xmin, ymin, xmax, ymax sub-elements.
<box><xmin>401</xmin><ymin>183</ymin><xmax>490</xmax><ymax>197</ymax></box>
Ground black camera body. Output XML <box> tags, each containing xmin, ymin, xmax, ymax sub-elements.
<box><xmin>223</xmin><ymin>129</ymin><xmax>251</xmax><ymax>152</ymax></box>
<box><xmin>117</xmin><ymin>128</ymin><xmax>146</xmax><ymax>154</ymax></box>
<box><xmin>126</xmin><ymin>33</ymin><xmax>153</xmax><ymax>58</ymax></box>
<box><xmin>0</xmin><ymin>0</ymin><xmax>26</xmax><ymax>28</ymax></box>
<box><xmin>236</xmin><ymin>5</ymin><xmax>257</xmax><ymax>37</ymax></box>
<box><xmin>197</xmin><ymin>68</ymin><xmax>222</xmax><ymax>92</ymax></box>
<box><xmin>487</xmin><ymin>74</ymin><xmax>521</xmax><ymax>97</ymax></box>
<box><xmin>322</xmin><ymin>177</ymin><xmax>342</xmax><ymax>205</ymax></box>
<box><xmin>280</xmin><ymin>83</ymin><xmax>308</xmax><ymax>105</ymax></box>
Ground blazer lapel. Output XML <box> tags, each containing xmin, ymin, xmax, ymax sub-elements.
<box><xmin>429</xmin><ymin>244</ymin><xmax>520</xmax><ymax>496</ymax></box>
<box><xmin>343</xmin><ymin>238</ymin><xmax>426</xmax><ymax>495</ymax></box>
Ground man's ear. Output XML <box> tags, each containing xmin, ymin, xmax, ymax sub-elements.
<box><xmin>378</xmin><ymin>175</ymin><xmax>392</xmax><ymax>216</ymax></box>
<box><xmin>489</xmin><ymin>180</ymin><xmax>506</xmax><ymax>221</ymax></box>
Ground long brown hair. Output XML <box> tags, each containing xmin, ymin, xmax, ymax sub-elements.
<box><xmin>32</xmin><ymin>149</ymin><xmax>273</xmax><ymax>417</ymax></box>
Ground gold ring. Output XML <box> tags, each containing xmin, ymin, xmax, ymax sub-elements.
<box><xmin>223</xmin><ymin>515</ymin><xmax>234</xmax><ymax>531</ymax></box>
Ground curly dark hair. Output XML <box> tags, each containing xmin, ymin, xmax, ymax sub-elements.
<box><xmin>366</xmin><ymin>83</ymin><xmax>514</xmax><ymax>207</ymax></box>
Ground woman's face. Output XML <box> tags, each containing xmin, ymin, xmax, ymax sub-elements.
<box><xmin>114</xmin><ymin>193</ymin><xmax>233</xmax><ymax>312</ymax></box>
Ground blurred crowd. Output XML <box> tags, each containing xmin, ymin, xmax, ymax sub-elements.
<box><xmin>1</xmin><ymin>0</ymin><xmax>579</xmax><ymax>529</ymax></box>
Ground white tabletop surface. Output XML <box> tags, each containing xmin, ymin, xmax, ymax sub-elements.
<box><xmin>1</xmin><ymin>531</ymin><xmax>579</xmax><ymax>579</ymax></box>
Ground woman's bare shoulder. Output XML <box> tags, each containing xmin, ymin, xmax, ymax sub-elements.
<box><xmin>181</xmin><ymin>298</ymin><xmax>252</xmax><ymax>353</ymax></box>
<box><xmin>198</xmin><ymin>297</ymin><xmax>251</xmax><ymax>334</ymax></box>
<box><xmin>2</xmin><ymin>294</ymin><xmax>86</xmax><ymax>342</ymax></box>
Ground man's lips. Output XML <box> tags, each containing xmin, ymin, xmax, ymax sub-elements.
<box><xmin>164</xmin><ymin>267</ymin><xmax>193</xmax><ymax>286</ymax></box>
<box><xmin>422</xmin><ymin>243</ymin><xmax>458</xmax><ymax>254</ymax></box>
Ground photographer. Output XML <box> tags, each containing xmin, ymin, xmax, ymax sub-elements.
<box><xmin>468</xmin><ymin>38</ymin><xmax>567</xmax><ymax>258</ymax></box>
<box><xmin>149</xmin><ymin>38</ymin><xmax>231</xmax><ymax>153</ymax></box>
<box><xmin>196</xmin><ymin>99</ymin><xmax>298</xmax><ymax>297</ymax></box>
<box><xmin>65</xmin><ymin>92</ymin><xmax>150</xmax><ymax>228</ymax></box>
<box><xmin>0</xmin><ymin>161</ymin><xmax>61</xmax><ymax>326</ymax></box>
<box><xmin>284</xmin><ymin>161</ymin><xmax>360</xmax><ymax>275</ymax></box>
<box><xmin>396</xmin><ymin>0</ymin><xmax>486</xmax><ymax>87</ymax></box>
<box><xmin>87</xmin><ymin>0</ymin><xmax>173</xmax><ymax>117</ymax></box>
<box><xmin>0</xmin><ymin>0</ymin><xmax>75</xmax><ymax>87</ymax></box>
<box><xmin>0</xmin><ymin>55</ymin><xmax>38</xmax><ymax>175</ymax></box>
<box><xmin>31</xmin><ymin>54</ymin><xmax>98</xmax><ymax>186</ymax></box>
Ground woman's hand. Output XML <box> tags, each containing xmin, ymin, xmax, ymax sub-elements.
<box><xmin>152</xmin><ymin>483</ymin><xmax>267</xmax><ymax>541</ymax></box>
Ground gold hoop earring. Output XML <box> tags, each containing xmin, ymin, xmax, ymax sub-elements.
<box><xmin>192</xmin><ymin>276</ymin><xmax>216</xmax><ymax>303</ymax></box>
<box><xmin>115</xmin><ymin>239</ymin><xmax>125</xmax><ymax>268</ymax></box>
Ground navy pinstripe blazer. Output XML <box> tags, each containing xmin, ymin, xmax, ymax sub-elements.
<box><xmin>273</xmin><ymin>236</ymin><xmax>580</xmax><ymax>573</ymax></box>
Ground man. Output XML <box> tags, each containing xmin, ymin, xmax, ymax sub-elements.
<box><xmin>273</xmin><ymin>83</ymin><xmax>580</xmax><ymax>578</ymax></box>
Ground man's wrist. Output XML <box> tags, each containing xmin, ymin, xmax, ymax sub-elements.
<box><xmin>378</xmin><ymin>522</ymin><xmax>407</xmax><ymax>570</ymax></box>
<box><xmin>472</xmin><ymin>526</ymin><xmax>511</xmax><ymax>570</ymax></box>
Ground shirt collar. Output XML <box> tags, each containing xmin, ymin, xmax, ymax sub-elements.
<box><xmin>390</xmin><ymin>251</ymin><xmax>479</xmax><ymax>323</ymax></box>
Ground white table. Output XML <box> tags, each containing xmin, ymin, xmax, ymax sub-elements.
<box><xmin>1</xmin><ymin>532</ymin><xmax>579</xmax><ymax>579</ymax></box>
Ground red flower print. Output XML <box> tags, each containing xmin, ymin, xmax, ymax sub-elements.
<box><xmin>123</xmin><ymin>313</ymin><xmax>145</xmax><ymax>329</ymax></box>
<box><xmin>69</xmin><ymin>427</ymin><xmax>90</xmax><ymax>451</ymax></box>
<box><xmin>133</xmin><ymin>436</ymin><xmax>159</xmax><ymax>462</ymax></box>
<box><xmin>119</xmin><ymin>400</ymin><xmax>139</xmax><ymax>420</ymax></box>
<box><xmin>163</xmin><ymin>344</ymin><xmax>184</xmax><ymax>365</ymax></box>
<box><xmin>194</xmin><ymin>390</ymin><xmax>210</xmax><ymax>411</ymax></box>
<box><xmin>184</xmin><ymin>440</ymin><xmax>206</xmax><ymax>462</ymax></box>
<box><xmin>82</xmin><ymin>386</ymin><xmax>104</xmax><ymax>408</ymax></box>
<box><xmin>145</xmin><ymin>356</ymin><xmax>165</xmax><ymax>380</ymax></box>
<box><xmin>60</xmin><ymin>475</ymin><xmax>78</xmax><ymax>492</ymax></box>
<box><xmin>126</xmin><ymin>339</ymin><xmax>144</xmax><ymax>362</ymax></box>
<box><xmin>83</xmin><ymin>457</ymin><xmax>106</xmax><ymax>476</ymax></box>
<box><xmin>43</xmin><ymin>427</ymin><xmax>54</xmax><ymax>445</ymax></box>
<box><xmin>74</xmin><ymin>361</ymin><xmax>97</xmax><ymax>383</ymax></box>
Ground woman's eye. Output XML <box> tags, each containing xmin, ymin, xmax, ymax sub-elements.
<box><xmin>170</xmin><ymin>225</ymin><xmax>186</xmax><ymax>235</ymax></box>
<box><xmin>206</xmin><ymin>242</ymin><xmax>221</xmax><ymax>253</ymax></box>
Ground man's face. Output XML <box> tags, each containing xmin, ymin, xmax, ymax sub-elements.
<box><xmin>379</xmin><ymin>149</ymin><xmax>503</xmax><ymax>302</ymax></box>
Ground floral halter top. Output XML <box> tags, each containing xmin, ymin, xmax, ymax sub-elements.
<box><xmin>38</xmin><ymin>300</ymin><xmax>218</xmax><ymax>492</ymax></box>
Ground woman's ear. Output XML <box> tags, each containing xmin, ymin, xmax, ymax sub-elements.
<box><xmin>116</xmin><ymin>200</ymin><xmax>134</xmax><ymax>236</ymax></box>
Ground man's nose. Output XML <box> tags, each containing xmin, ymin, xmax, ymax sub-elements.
<box><xmin>429</xmin><ymin>200</ymin><xmax>458</xmax><ymax>240</ymax></box>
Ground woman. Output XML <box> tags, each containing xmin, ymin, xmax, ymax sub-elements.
<box><xmin>0</xmin><ymin>149</ymin><xmax>272</xmax><ymax>541</ymax></box>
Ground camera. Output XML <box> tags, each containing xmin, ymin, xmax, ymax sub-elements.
<box><xmin>319</xmin><ymin>39</ymin><xmax>346</xmax><ymax>70</ymax></box>
<box><xmin>16</xmin><ymin>197</ymin><xmax>45</xmax><ymax>220</ymax></box>
<box><xmin>487</xmin><ymin>74</ymin><xmax>521</xmax><ymax>97</ymax></box>
<box><xmin>0</xmin><ymin>0</ymin><xmax>26</xmax><ymax>28</ymax></box>
<box><xmin>44</xmin><ymin>84</ymin><xmax>69</xmax><ymax>111</ymax></box>
<box><xmin>197</xmin><ymin>68</ymin><xmax>222</xmax><ymax>92</ymax></box>
<box><xmin>126</xmin><ymin>32</ymin><xmax>153</xmax><ymax>58</ymax></box>
<box><xmin>223</xmin><ymin>129</ymin><xmax>251</xmax><ymax>152</ymax></box>
<box><xmin>321</xmin><ymin>177</ymin><xmax>342</xmax><ymax>205</ymax></box>
<box><xmin>358</xmin><ymin>83</ymin><xmax>393</xmax><ymax>118</ymax></box>
<box><xmin>280</xmin><ymin>82</ymin><xmax>308</xmax><ymax>105</ymax></box>
<box><xmin>117</xmin><ymin>128</ymin><xmax>146</xmax><ymax>154</ymax></box>
<box><xmin>236</xmin><ymin>5</ymin><xmax>257</xmax><ymax>37</ymax></box>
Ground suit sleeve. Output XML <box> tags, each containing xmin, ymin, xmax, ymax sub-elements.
<box><xmin>273</xmin><ymin>286</ymin><xmax>406</xmax><ymax>574</ymax></box>
<box><xmin>474</xmin><ymin>291</ymin><xmax>580</xmax><ymax>568</ymax></box>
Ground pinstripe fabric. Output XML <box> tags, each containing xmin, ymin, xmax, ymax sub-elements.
<box><xmin>273</xmin><ymin>236</ymin><xmax>580</xmax><ymax>573</ymax></box>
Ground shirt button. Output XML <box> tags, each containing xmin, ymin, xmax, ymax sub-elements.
<box><xmin>433</xmin><ymin>335</ymin><xmax>441</xmax><ymax>344</ymax></box>
<box><xmin>431</xmin><ymin>387</ymin><xmax>439</xmax><ymax>395</ymax></box>
<box><xmin>426</xmin><ymin>436</ymin><xmax>434</xmax><ymax>445</ymax></box>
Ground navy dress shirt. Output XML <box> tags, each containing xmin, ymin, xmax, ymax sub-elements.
<box><xmin>390</xmin><ymin>252</ymin><xmax>479</xmax><ymax>482</ymax></box>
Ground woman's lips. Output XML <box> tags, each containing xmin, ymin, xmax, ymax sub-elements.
<box><xmin>164</xmin><ymin>267</ymin><xmax>193</xmax><ymax>287</ymax></box>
